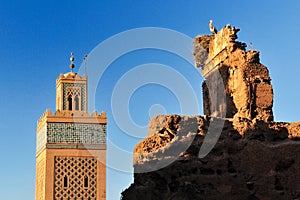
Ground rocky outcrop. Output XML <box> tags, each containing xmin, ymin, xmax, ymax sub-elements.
<box><xmin>122</xmin><ymin>115</ymin><xmax>300</xmax><ymax>200</ymax></box>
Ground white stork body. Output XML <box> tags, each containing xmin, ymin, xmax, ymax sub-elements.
<box><xmin>209</xmin><ymin>20</ymin><xmax>218</xmax><ymax>34</ymax></box>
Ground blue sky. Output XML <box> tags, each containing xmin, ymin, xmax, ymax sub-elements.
<box><xmin>1</xmin><ymin>0</ymin><xmax>300</xmax><ymax>199</ymax></box>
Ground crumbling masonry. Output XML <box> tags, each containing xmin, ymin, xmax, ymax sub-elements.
<box><xmin>193</xmin><ymin>24</ymin><xmax>273</xmax><ymax>121</ymax></box>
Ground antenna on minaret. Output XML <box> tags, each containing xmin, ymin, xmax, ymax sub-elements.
<box><xmin>84</xmin><ymin>54</ymin><xmax>88</xmax><ymax>75</ymax></box>
<box><xmin>70</xmin><ymin>52</ymin><xmax>75</xmax><ymax>72</ymax></box>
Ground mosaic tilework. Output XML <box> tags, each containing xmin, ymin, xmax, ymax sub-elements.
<box><xmin>37</xmin><ymin>125</ymin><xmax>47</xmax><ymax>153</ymax></box>
<box><xmin>36</xmin><ymin>123</ymin><xmax>106</xmax><ymax>153</ymax></box>
<box><xmin>63</xmin><ymin>83</ymin><xmax>86</xmax><ymax>110</ymax></box>
<box><xmin>54</xmin><ymin>156</ymin><xmax>97</xmax><ymax>200</ymax></box>
<box><xmin>47</xmin><ymin>123</ymin><xmax>106</xmax><ymax>143</ymax></box>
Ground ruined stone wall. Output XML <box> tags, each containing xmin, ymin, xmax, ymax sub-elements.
<box><xmin>208</xmin><ymin>24</ymin><xmax>242</xmax><ymax>59</ymax></box>
<box><xmin>194</xmin><ymin>25</ymin><xmax>273</xmax><ymax>121</ymax></box>
<box><xmin>122</xmin><ymin>24</ymin><xmax>297</xmax><ymax>200</ymax></box>
<box><xmin>202</xmin><ymin>66</ymin><xmax>229</xmax><ymax>118</ymax></box>
<box><xmin>122</xmin><ymin>115</ymin><xmax>300</xmax><ymax>200</ymax></box>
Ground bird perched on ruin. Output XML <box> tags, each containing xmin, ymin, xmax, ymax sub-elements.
<box><xmin>209</xmin><ymin>20</ymin><xmax>218</xmax><ymax>34</ymax></box>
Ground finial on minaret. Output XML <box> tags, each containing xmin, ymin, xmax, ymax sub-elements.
<box><xmin>70</xmin><ymin>52</ymin><xmax>75</xmax><ymax>72</ymax></box>
<box><xmin>84</xmin><ymin>54</ymin><xmax>88</xmax><ymax>75</ymax></box>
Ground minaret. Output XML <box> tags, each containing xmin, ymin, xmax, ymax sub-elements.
<box><xmin>35</xmin><ymin>53</ymin><xmax>107</xmax><ymax>200</ymax></box>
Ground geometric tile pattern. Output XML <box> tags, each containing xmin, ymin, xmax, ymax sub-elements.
<box><xmin>36</xmin><ymin>125</ymin><xmax>47</xmax><ymax>153</ymax></box>
<box><xmin>47</xmin><ymin>123</ymin><xmax>106</xmax><ymax>144</ymax></box>
<box><xmin>66</xmin><ymin>87</ymin><xmax>82</xmax><ymax>110</ymax></box>
<box><xmin>54</xmin><ymin>156</ymin><xmax>97</xmax><ymax>200</ymax></box>
<box><xmin>66</xmin><ymin>87</ymin><xmax>81</xmax><ymax>97</ymax></box>
<box><xmin>36</xmin><ymin>123</ymin><xmax>106</xmax><ymax>153</ymax></box>
<box><xmin>63</xmin><ymin>83</ymin><xmax>86</xmax><ymax>110</ymax></box>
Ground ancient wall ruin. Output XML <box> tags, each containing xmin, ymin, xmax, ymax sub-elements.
<box><xmin>194</xmin><ymin>24</ymin><xmax>273</xmax><ymax>121</ymax></box>
<box><xmin>122</xmin><ymin>114</ymin><xmax>300</xmax><ymax>199</ymax></box>
<box><xmin>122</xmin><ymin>23</ymin><xmax>300</xmax><ymax>200</ymax></box>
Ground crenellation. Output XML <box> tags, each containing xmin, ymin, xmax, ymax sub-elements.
<box><xmin>37</xmin><ymin>109</ymin><xmax>106</xmax><ymax>132</ymax></box>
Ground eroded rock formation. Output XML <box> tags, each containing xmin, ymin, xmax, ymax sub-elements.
<box><xmin>121</xmin><ymin>23</ymin><xmax>300</xmax><ymax>199</ymax></box>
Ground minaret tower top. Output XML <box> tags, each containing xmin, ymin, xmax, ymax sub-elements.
<box><xmin>55</xmin><ymin>52</ymin><xmax>88</xmax><ymax>112</ymax></box>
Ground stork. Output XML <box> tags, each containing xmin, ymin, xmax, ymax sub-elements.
<box><xmin>209</xmin><ymin>20</ymin><xmax>218</xmax><ymax>34</ymax></box>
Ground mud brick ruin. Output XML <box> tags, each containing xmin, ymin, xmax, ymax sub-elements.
<box><xmin>122</xmin><ymin>23</ymin><xmax>300</xmax><ymax>200</ymax></box>
<box><xmin>194</xmin><ymin>24</ymin><xmax>273</xmax><ymax>121</ymax></box>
